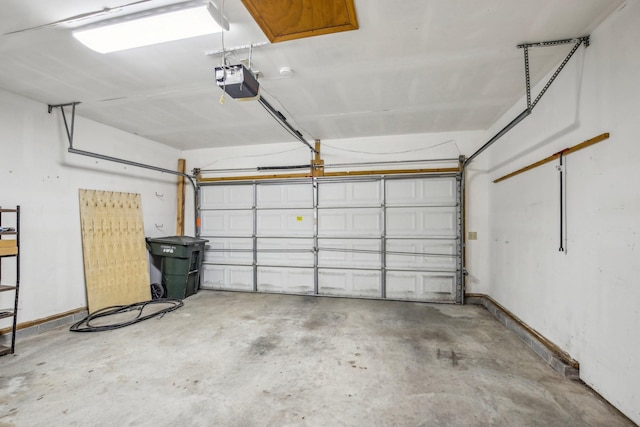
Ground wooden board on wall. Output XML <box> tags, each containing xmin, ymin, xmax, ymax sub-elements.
<box><xmin>176</xmin><ymin>158</ymin><xmax>186</xmax><ymax>236</ymax></box>
<box><xmin>79</xmin><ymin>190</ymin><xmax>151</xmax><ymax>313</ymax></box>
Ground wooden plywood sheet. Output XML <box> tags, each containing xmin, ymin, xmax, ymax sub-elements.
<box><xmin>79</xmin><ymin>190</ymin><xmax>151</xmax><ymax>313</ymax></box>
<box><xmin>241</xmin><ymin>0</ymin><xmax>358</xmax><ymax>43</ymax></box>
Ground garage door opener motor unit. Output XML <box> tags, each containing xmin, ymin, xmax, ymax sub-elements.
<box><xmin>215</xmin><ymin>64</ymin><xmax>260</xmax><ymax>99</ymax></box>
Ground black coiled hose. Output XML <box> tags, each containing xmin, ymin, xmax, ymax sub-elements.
<box><xmin>70</xmin><ymin>299</ymin><xmax>184</xmax><ymax>332</ymax></box>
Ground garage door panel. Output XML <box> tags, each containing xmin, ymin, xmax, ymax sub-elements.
<box><xmin>201</xmin><ymin>264</ymin><xmax>253</xmax><ymax>291</ymax></box>
<box><xmin>257</xmin><ymin>267</ymin><xmax>314</xmax><ymax>294</ymax></box>
<box><xmin>318</xmin><ymin>269</ymin><xmax>381</xmax><ymax>297</ymax></box>
<box><xmin>200</xmin><ymin>184</ymin><xmax>253</xmax><ymax>209</ymax></box>
<box><xmin>318</xmin><ymin>208</ymin><xmax>381</xmax><ymax>237</ymax></box>
<box><xmin>204</xmin><ymin>238</ymin><xmax>253</xmax><ymax>264</ymax></box>
<box><xmin>386</xmin><ymin>239</ymin><xmax>457</xmax><ymax>270</ymax></box>
<box><xmin>201</xmin><ymin>210</ymin><xmax>253</xmax><ymax>237</ymax></box>
<box><xmin>386</xmin><ymin>178</ymin><xmax>457</xmax><ymax>206</ymax></box>
<box><xmin>200</xmin><ymin>174</ymin><xmax>461</xmax><ymax>303</ymax></box>
<box><xmin>257</xmin><ymin>184</ymin><xmax>312</xmax><ymax>208</ymax></box>
<box><xmin>318</xmin><ymin>239</ymin><xmax>380</xmax><ymax>267</ymax></box>
<box><xmin>386</xmin><ymin>207</ymin><xmax>456</xmax><ymax>237</ymax></box>
<box><xmin>257</xmin><ymin>209</ymin><xmax>314</xmax><ymax>236</ymax></box>
<box><xmin>318</xmin><ymin>180</ymin><xmax>381</xmax><ymax>206</ymax></box>
<box><xmin>386</xmin><ymin>272</ymin><xmax>456</xmax><ymax>302</ymax></box>
<box><xmin>257</xmin><ymin>238</ymin><xmax>314</xmax><ymax>267</ymax></box>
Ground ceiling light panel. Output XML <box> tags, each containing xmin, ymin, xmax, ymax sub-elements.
<box><xmin>73</xmin><ymin>5</ymin><xmax>224</xmax><ymax>54</ymax></box>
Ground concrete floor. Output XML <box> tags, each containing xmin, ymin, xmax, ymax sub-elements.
<box><xmin>0</xmin><ymin>291</ymin><xmax>633</xmax><ymax>427</ymax></box>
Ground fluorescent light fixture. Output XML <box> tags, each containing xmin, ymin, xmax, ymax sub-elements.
<box><xmin>207</xmin><ymin>1</ymin><xmax>229</xmax><ymax>31</ymax></box>
<box><xmin>73</xmin><ymin>4</ymin><xmax>226</xmax><ymax>54</ymax></box>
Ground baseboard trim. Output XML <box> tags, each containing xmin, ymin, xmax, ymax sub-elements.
<box><xmin>466</xmin><ymin>293</ymin><xmax>580</xmax><ymax>379</ymax></box>
<box><xmin>0</xmin><ymin>307</ymin><xmax>88</xmax><ymax>343</ymax></box>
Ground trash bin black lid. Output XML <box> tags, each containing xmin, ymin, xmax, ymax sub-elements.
<box><xmin>145</xmin><ymin>236</ymin><xmax>209</xmax><ymax>246</ymax></box>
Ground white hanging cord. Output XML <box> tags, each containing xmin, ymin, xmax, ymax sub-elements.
<box><xmin>219</xmin><ymin>0</ymin><xmax>227</xmax><ymax>104</ymax></box>
<box><xmin>322</xmin><ymin>139</ymin><xmax>456</xmax><ymax>156</ymax></box>
<box><xmin>220</xmin><ymin>0</ymin><xmax>227</xmax><ymax>66</ymax></box>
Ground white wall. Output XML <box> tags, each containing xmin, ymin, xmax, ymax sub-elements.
<box><xmin>0</xmin><ymin>89</ymin><xmax>181</xmax><ymax>325</ymax></box>
<box><xmin>0</xmin><ymin>2</ymin><xmax>634</xmax><ymax>419</ymax></box>
<box><xmin>181</xmin><ymin>130</ymin><xmax>491</xmax><ymax>295</ymax></box>
<box><xmin>485</xmin><ymin>2</ymin><xmax>639</xmax><ymax>423</ymax></box>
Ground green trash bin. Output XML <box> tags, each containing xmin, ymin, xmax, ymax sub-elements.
<box><xmin>146</xmin><ymin>236</ymin><xmax>209</xmax><ymax>299</ymax></box>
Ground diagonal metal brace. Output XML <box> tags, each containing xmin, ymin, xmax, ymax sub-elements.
<box><xmin>518</xmin><ymin>36</ymin><xmax>590</xmax><ymax>111</ymax></box>
<box><xmin>48</xmin><ymin>102</ymin><xmax>81</xmax><ymax>148</ymax></box>
<box><xmin>464</xmin><ymin>35</ymin><xmax>589</xmax><ymax>168</ymax></box>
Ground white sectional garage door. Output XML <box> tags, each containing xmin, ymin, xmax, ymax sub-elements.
<box><xmin>199</xmin><ymin>174</ymin><xmax>462</xmax><ymax>303</ymax></box>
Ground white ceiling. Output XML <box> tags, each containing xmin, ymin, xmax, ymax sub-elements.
<box><xmin>0</xmin><ymin>0</ymin><xmax>624</xmax><ymax>151</ymax></box>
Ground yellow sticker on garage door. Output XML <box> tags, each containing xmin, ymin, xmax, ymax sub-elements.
<box><xmin>296</xmin><ymin>216</ymin><xmax>303</xmax><ymax>221</ymax></box>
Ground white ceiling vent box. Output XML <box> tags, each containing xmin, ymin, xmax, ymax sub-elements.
<box><xmin>215</xmin><ymin>64</ymin><xmax>260</xmax><ymax>99</ymax></box>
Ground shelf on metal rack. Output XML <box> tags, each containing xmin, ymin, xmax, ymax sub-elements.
<box><xmin>0</xmin><ymin>310</ymin><xmax>15</xmax><ymax>320</ymax></box>
<box><xmin>0</xmin><ymin>345</ymin><xmax>11</xmax><ymax>357</ymax></box>
<box><xmin>0</xmin><ymin>310</ymin><xmax>13</xmax><ymax>319</ymax></box>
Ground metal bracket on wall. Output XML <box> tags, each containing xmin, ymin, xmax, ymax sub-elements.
<box><xmin>464</xmin><ymin>35</ymin><xmax>589</xmax><ymax>167</ymax></box>
<box><xmin>48</xmin><ymin>102</ymin><xmax>200</xmax><ymax>233</ymax></box>
<box><xmin>47</xmin><ymin>102</ymin><xmax>197</xmax><ymax>190</ymax></box>
<box><xmin>48</xmin><ymin>102</ymin><xmax>80</xmax><ymax>148</ymax></box>
<box><xmin>460</xmin><ymin>35</ymin><xmax>589</xmax><ymax>297</ymax></box>
<box><xmin>518</xmin><ymin>36</ymin><xmax>590</xmax><ymax>112</ymax></box>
